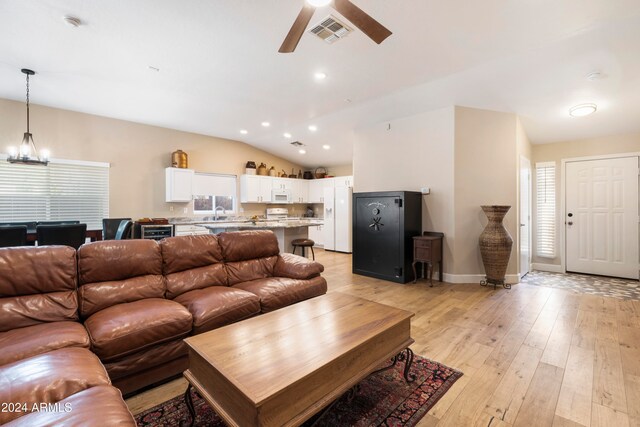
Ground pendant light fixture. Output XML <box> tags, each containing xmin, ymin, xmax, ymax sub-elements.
<box><xmin>7</xmin><ymin>69</ymin><xmax>50</xmax><ymax>166</ymax></box>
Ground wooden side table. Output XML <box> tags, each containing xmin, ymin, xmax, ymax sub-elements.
<box><xmin>412</xmin><ymin>232</ymin><xmax>444</xmax><ymax>286</ymax></box>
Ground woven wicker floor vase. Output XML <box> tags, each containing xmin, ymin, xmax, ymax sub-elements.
<box><xmin>479</xmin><ymin>205</ymin><xmax>513</xmax><ymax>284</ymax></box>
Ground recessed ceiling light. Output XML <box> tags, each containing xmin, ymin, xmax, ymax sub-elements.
<box><xmin>308</xmin><ymin>125</ymin><xmax>317</xmax><ymax>132</ymax></box>
<box><xmin>240</xmin><ymin>129</ymin><xmax>248</xmax><ymax>134</ymax></box>
<box><xmin>307</xmin><ymin>0</ymin><xmax>331</xmax><ymax>7</ymax></box>
<box><xmin>63</xmin><ymin>16</ymin><xmax>82</xmax><ymax>27</ymax></box>
<box><xmin>299</xmin><ymin>149</ymin><xmax>307</xmax><ymax>154</ymax></box>
<box><xmin>569</xmin><ymin>103</ymin><xmax>597</xmax><ymax>117</ymax></box>
<box><xmin>314</xmin><ymin>72</ymin><xmax>327</xmax><ymax>80</ymax></box>
<box><xmin>283</xmin><ymin>132</ymin><xmax>292</xmax><ymax>138</ymax></box>
<box><xmin>322</xmin><ymin>144</ymin><xmax>330</xmax><ymax>150</ymax></box>
<box><xmin>261</xmin><ymin>122</ymin><xmax>270</xmax><ymax>127</ymax></box>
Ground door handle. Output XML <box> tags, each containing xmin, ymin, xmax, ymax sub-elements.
<box><xmin>567</xmin><ymin>221</ymin><xmax>573</xmax><ymax>226</ymax></box>
<box><xmin>520</xmin><ymin>223</ymin><xmax>525</xmax><ymax>227</ymax></box>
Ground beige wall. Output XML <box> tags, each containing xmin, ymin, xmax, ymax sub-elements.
<box><xmin>353</xmin><ymin>107</ymin><xmax>457</xmax><ymax>274</ymax></box>
<box><xmin>326</xmin><ymin>164</ymin><xmax>353</xmax><ymax>177</ymax></box>
<box><xmin>453</xmin><ymin>106</ymin><xmax>519</xmax><ymax>276</ymax></box>
<box><xmin>531</xmin><ymin>132</ymin><xmax>640</xmax><ymax>266</ymax></box>
<box><xmin>0</xmin><ymin>98</ymin><xmax>302</xmax><ymax>220</ymax></box>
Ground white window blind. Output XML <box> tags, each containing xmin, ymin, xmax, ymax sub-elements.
<box><xmin>0</xmin><ymin>157</ymin><xmax>109</xmax><ymax>230</ymax></box>
<box><xmin>536</xmin><ymin>162</ymin><xmax>556</xmax><ymax>258</ymax></box>
<box><xmin>193</xmin><ymin>173</ymin><xmax>237</xmax><ymax>214</ymax></box>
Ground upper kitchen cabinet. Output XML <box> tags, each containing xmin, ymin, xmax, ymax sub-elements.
<box><xmin>335</xmin><ymin>176</ymin><xmax>353</xmax><ymax>188</ymax></box>
<box><xmin>308</xmin><ymin>178</ymin><xmax>335</xmax><ymax>203</ymax></box>
<box><xmin>165</xmin><ymin>167</ymin><xmax>194</xmax><ymax>202</ymax></box>
<box><xmin>240</xmin><ymin>175</ymin><xmax>272</xmax><ymax>203</ymax></box>
<box><xmin>291</xmin><ymin>179</ymin><xmax>308</xmax><ymax>203</ymax></box>
<box><xmin>271</xmin><ymin>177</ymin><xmax>294</xmax><ymax>191</ymax></box>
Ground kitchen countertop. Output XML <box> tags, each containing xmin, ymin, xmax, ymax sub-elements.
<box><xmin>201</xmin><ymin>219</ymin><xmax>323</xmax><ymax>230</ymax></box>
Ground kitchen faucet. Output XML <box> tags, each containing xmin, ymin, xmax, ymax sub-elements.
<box><xmin>214</xmin><ymin>206</ymin><xmax>226</xmax><ymax>221</ymax></box>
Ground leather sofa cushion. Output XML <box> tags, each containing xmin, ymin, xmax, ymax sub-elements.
<box><xmin>174</xmin><ymin>286</ymin><xmax>261</xmax><ymax>334</ymax></box>
<box><xmin>4</xmin><ymin>385</ymin><xmax>136</xmax><ymax>427</ymax></box>
<box><xmin>104</xmin><ymin>339</ymin><xmax>187</xmax><ymax>381</ymax></box>
<box><xmin>226</xmin><ymin>256</ymin><xmax>278</xmax><ymax>286</ymax></box>
<box><xmin>233</xmin><ymin>276</ymin><xmax>328</xmax><ymax>313</ymax></box>
<box><xmin>160</xmin><ymin>234</ymin><xmax>223</xmax><ymax>274</ymax></box>
<box><xmin>78</xmin><ymin>274</ymin><xmax>165</xmax><ymax>318</ymax></box>
<box><xmin>273</xmin><ymin>253</ymin><xmax>325</xmax><ymax>280</ymax></box>
<box><xmin>0</xmin><ymin>246</ymin><xmax>77</xmax><ymax>297</ymax></box>
<box><xmin>165</xmin><ymin>264</ymin><xmax>228</xmax><ymax>300</ymax></box>
<box><xmin>0</xmin><ymin>291</ymin><xmax>78</xmax><ymax>333</ymax></box>
<box><xmin>0</xmin><ymin>348</ymin><xmax>110</xmax><ymax>424</ymax></box>
<box><xmin>0</xmin><ymin>321</ymin><xmax>90</xmax><ymax>366</ymax></box>
<box><xmin>84</xmin><ymin>298</ymin><xmax>192</xmax><ymax>362</ymax></box>
<box><xmin>218</xmin><ymin>230</ymin><xmax>280</xmax><ymax>262</ymax></box>
<box><xmin>77</xmin><ymin>239</ymin><xmax>162</xmax><ymax>284</ymax></box>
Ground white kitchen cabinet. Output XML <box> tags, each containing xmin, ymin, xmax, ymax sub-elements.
<box><xmin>174</xmin><ymin>224</ymin><xmax>210</xmax><ymax>236</ymax></box>
<box><xmin>240</xmin><ymin>175</ymin><xmax>272</xmax><ymax>203</ymax></box>
<box><xmin>165</xmin><ymin>167</ymin><xmax>194</xmax><ymax>202</ymax></box>
<box><xmin>308</xmin><ymin>178</ymin><xmax>335</xmax><ymax>203</ymax></box>
<box><xmin>307</xmin><ymin>224</ymin><xmax>324</xmax><ymax>247</ymax></box>
<box><xmin>271</xmin><ymin>177</ymin><xmax>294</xmax><ymax>191</ymax></box>
<box><xmin>291</xmin><ymin>180</ymin><xmax>309</xmax><ymax>203</ymax></box>
<box><xmin>335</xmin><ymin>175</ymin><xmax>353</xmax><ymax>188</ymax></box>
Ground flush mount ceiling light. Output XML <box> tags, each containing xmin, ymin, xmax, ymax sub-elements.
<box><xmin>308</xmin><ymin>125</ymin><xmax>318</xmax><ymax>132</ymax></box>
<box><xmin>314</xmin><ymin>72</ymin><xmax>327</xmax><ymax>80</ymax></box>
<box><xmin>261</xmin><ymin>121</ymin><xmax>270</xmax><ymax>127</ymax></box>
<box><xmin>569</xmin><ymin>103</ymin><xmax>597</xmax><ymax>117</ymax></box>
<box><xmin>322</xmin><ymin>144</ymin><xmax>331</xmax><ymax>150</ymax></box>
<box><xmin>283</xmin><ymin>132</ymin><xmax>292</xmax><ymax>138</ymax></box>
<box><xmin>299</xmin><ymin>149</ymin><xmax>307</xmax><ymax>154</ymax></box>
<box><xmin>307</xmin><ymin>0</ymin><xmax>331</xmax><ymax>7</ymax></box>
<box><xmin>7</xmin><ymin>69</ymin><xmax>50</xmax><ymax>166</ymax></box>
<box><xmin>240</xmin><ymin>129</ymin><xmax>248</xmax><ymax>135</ymax></box>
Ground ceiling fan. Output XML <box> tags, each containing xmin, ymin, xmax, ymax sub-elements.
<box><xmin>279</xmin><ymin>0</ymin><xmax>392</xmax><ymax>53</ymax></box>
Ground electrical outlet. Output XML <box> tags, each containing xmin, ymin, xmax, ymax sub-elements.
<box><xmin>183</xmin><ymin>207</ymin><xmax>188</xmax><ymax>213</ymax></box>
<box><xmin>169</xmin><ymin>205</ymin><xmax>174</xmax><ymax>212</ymax></box>
<box><xmin>421</xmin><ymin>187</ymin><xmax>431</xmax><ymax>195</ymax></box>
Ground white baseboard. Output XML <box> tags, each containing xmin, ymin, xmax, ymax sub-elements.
<box><xmin>443</xmin><ymin>273</ymin><xmax>521</xmax><ymax>285</ymax></box>
<box><xmin>531</xmin><ymin>263</ymin><xmax>564</xmax><ymax>273</ymax></box>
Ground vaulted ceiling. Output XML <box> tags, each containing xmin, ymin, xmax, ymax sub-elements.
<box><xmin>1</xmin><ymin>0</ymin><xmax>639</xmax><ymax>167</ymax></box>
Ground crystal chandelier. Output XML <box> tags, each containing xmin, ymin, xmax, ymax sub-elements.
<box><xmin>7</xmin><ymin>69</ymin><xmax>50</xmax><ymax>166</ymax></box>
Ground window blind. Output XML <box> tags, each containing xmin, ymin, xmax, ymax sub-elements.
<box><xmin>0</xmin><ymin>157</ymin><xmax>109</xmax><ymax>230</ymax></box>
<box><xmin>536</xmin><ymin>162</ymin><xmax>556</xmax><ymax>258</ymax></box>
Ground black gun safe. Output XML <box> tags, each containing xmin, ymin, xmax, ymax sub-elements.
<box><xmin>352</xmin><ymin>191</ymin><xmax>422</xmax><ymax>283</ymax></box>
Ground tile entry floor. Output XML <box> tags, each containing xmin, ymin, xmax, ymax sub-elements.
<box><xmin>521</xmin><ymin>270</ymin><xmax>640</xmax><ymax>300</ymax></box>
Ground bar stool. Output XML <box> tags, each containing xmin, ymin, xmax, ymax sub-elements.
<box><xmin>291</xmin><ymin>239</ymin><xmax>315</xmax><ymax>260</ymax></box>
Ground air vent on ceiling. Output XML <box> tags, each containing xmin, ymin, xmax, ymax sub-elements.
<box><xmin>290</xmin><ymin>141</ymin><xmax>304</xmax><ymax>147</ymax></box>
<box><xmin>309</xmin><ymin>15</ymin><xmax>352</xmax><ymax>44</ymax></box>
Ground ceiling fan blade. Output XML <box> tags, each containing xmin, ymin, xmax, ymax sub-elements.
<box><xmin>331</xmin><ymin>0</ymin><xmax>392</xmax><ymax>44</ymax></box>
<box><xmin>279</xmin><ymin>4</ymin><xmax>316</xmax><ymax>53</ymax></box>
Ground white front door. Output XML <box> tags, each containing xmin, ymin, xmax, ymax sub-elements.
<box><xmin>520</xmin><ymin>157</ymin><xmax>531</xmax><ymax>278</ymax></box>
<box><xmin>566</xmin><ymin>156</ymin><xmax>639</xmax><ymax>279</ymax></box>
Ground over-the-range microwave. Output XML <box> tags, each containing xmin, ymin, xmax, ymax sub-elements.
<box><xmin>271</xmin><ymin>189</ymin><xmax>292</xmax><ymax>204</ymax></box>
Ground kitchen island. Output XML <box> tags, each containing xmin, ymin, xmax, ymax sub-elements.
<box><xmin>201</xmin><ymin>220</ymin><xmax>323</xmax><ymax>254</ymax></box>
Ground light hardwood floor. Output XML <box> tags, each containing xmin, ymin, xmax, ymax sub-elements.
<box><xmin>126</xmin><ymin>250</ymin><xmax>640</xmax><ymax>427</ymax></box>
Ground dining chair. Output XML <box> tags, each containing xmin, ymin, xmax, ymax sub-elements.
<box><xmin>0</xmin><ymin>221</ymin><xmax>37</xmax><ymax>233</ymax></box>
<box><xmin>102</xmin><ymin>218</ymin><xmax>132</xmax><ymax>240</ymax></box>
<box><xmin>0</xmin><ymin>225</ymin><xmax>28</xmax><ymax>248</ymax></box>
<box><xmin>37</xmin><ymin>220</ymin><xmax>81</xmax><ymax>226</ymax></box>
<box><xmin>114</xmin><ymin>220</ymin><xmax>133</xmax><ymax>240</ymax></box>
<box><xmin>36</xmin><ymin>224</ymin><xmax>88</xmax><ymax>250</ymax></box>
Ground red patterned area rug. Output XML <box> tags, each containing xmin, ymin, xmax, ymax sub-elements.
<box><xmin>135</xmin><ymin>354</ymin><xmax>462</xmax><ymax>427</ymax></box>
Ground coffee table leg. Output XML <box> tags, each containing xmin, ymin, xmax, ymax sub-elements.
<box><xmin>399</xmin><ymin>348</ymin><xmax>416</xmax><ymax>382</ymax></box>
<box><xmin>184</xmin><ymin>384</ymin><xmax>196</xmax><ymax>427</ymax></box>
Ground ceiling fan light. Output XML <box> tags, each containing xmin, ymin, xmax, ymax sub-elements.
<box><xmin>569</xmin><ymin>103</ymin><xmax>597</xmax><ymax>117</ymax></box>
<box><xmin>307</xmin><ymin>0</ymin><xmax>331</xmax><ymax>7</ymax></box>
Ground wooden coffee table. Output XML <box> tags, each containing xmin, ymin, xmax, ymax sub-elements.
<box><xmin>183</xmin><ymin>292</ymin><xmax>415</xmax><ymax>427</ymax></box>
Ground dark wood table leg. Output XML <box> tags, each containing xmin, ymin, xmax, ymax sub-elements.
<box><xmin>428</xmin><ymin>262</ymin><xmax>434</xmax><ymax>287</ymax></box>
<box><xmin>184</xmin><ymin>384</ymin><xmax>196</xmax><ymax>427</ymax></box>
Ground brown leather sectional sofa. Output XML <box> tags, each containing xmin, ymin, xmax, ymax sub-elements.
<box><xmin>0</xmin><ymin>230</ymin><xmax>327</xmax><ymax>426</ymax></box>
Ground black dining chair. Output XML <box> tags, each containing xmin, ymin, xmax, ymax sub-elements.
<box><xmin>37</xmin><ymin>220</ymin><xmax>81</xmax><ymax>226</ymax></box>
<box><xmin>102</xmin><ymin>218</ymin><xmax>132</xmax><ymax>240</ymax></box>
<box><xmin>36</xmin><ymin>224</ymin><xmax>88</xmax><ymax>250</ymax></box>
<box><xmin>114</xmin><ymin>220</ymin><xmax>133</xmax><ymax>240</ymax></box>
<box><xmin>0</xmin><ymin>225</ymin><xmax>28</xmax><ymax>248</ymax></box>
<box><xmin>0</xmin><ymin>221</ymin><xmax>37</xmax><ymax>233</ymax></box>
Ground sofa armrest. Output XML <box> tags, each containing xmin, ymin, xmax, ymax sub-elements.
<box><xmin>273</xmin><ymin>253</ymin><xmax>324</xmax><ymax>280</ymax></box>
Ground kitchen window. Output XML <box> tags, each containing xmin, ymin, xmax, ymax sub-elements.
<box><xmin>193</xmin><ymin>173</ymin><xmax>237</xmax><ymax>214</ymax></box>
<box><xmin>0</xmin><ymin>156</ymin><xmax>109</xmax><ymax>229</ymax></box>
